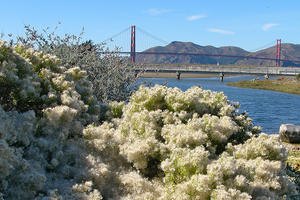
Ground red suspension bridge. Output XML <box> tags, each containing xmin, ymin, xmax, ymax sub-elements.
<box><xmin>102</xmin><ymin>25</ymin><xmax>300</xmax><ymax>68</ymax></box>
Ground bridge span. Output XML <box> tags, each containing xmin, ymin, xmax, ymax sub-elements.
<box><xmin>137</xmin><ymin>64</ymin><xmax>300</xmax><ymax>77</ymax></box>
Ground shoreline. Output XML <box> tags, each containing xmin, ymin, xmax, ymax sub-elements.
<box><xmin>227</xmin><ymin>77</ymin><xmax>300</xmax><ymax>95</ymax></box>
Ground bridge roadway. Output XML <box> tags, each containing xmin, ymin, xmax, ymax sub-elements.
<box><xmin>137</xmin><ymin>64</ymin><xmax>300</xmax><ymax>76</ymax></box>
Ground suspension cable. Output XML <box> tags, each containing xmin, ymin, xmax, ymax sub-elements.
<box><xmin>101</xmin><ymin>26</ymin><xmax>131</xmax><ymax>44</ymax></box>
<box><xmin>136</xmin><ymin>27</ymin><xmax>168</xmax><ymax>45</ymax></box>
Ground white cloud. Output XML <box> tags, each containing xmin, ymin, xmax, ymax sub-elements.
<box><xmin>146</xmin><ymin>8</ymin><xmax>171</xmax><ymax>16</ymax></box>
<box><xmin>262</xmin><ymin>23</ymin><xmax>279</xmax><ymax>31</ymax></box>
<box><xmin>186</xmin><ymin>14</ymin><xmax>206</xmax><ymax>21</ymax></box>
<box><xmin>208</xmin><ymin>28</ymin><xmax>235</xmax><ymax>35</ymax></box>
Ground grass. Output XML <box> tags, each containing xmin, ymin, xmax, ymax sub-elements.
<box><xmin>227</xmin><ymin>77</ymin><xmax>300</xmax><ymax>95</ymax></box>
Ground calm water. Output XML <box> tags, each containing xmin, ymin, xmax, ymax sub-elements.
<box><xmin>138</xmin><ymin>76</ymin><xmax>300</xmax><ymax>134</ymax></box>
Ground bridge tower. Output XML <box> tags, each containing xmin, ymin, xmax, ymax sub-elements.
<box><xmin>130</xmin><ymin>25</ymin><xmax>136</xmax><ymax>63</ymax></box>
<box><xmin>275</xmin><ymin>39</ymin><xmax>281</xmax><ymax>66</ymax></box>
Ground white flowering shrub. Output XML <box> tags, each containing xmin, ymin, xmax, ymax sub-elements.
<box><xmin>0</xmin><ymin>40</ymin><xmax>106</xmax><ymax>199</ymax></box>
<box><xmin>0</xmin><ymin>41</ymin><xmax>298</xmax><ymax>199</ymax></box>
<box><xmin>88</xmin><ymin>85</ymin><xmax>296</xmax><ymax>199</ymax></box>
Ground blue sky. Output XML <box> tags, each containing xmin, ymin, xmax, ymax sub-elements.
<box><xmin>1</xmin><ymin>0</ymin><xmax>300</xmax><ymax>52</ymax></box>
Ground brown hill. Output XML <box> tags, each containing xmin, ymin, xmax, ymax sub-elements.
<box><xmin>136</xmin><ymin>41</ymin><xmax>300</xmax><ymax>66</ymax></box>
<box><xmin>237</xmin><ymin>44</ymin><xmax>300</xmax><ymax>66</ymax></box>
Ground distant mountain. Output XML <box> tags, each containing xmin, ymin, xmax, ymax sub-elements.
<box><xmin>236</xmin><ymin>44</ymin><xmax>300</xmax><ymax>66</ymax></box>
<box><xmin>136</xmin><ymin>41</ymin><xmax>300</xmax><ymax>66</ymax></box>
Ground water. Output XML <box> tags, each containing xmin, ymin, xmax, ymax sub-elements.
<box><xmin>138</xmin><ymin>76</ymin><xmax>300</xmax><ymax>134</ymax></box>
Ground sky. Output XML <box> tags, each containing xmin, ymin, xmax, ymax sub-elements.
<box><xmin>1</xmin><ymin>0</ymin><xmax>300</xmax><ymax>52</ymax></box>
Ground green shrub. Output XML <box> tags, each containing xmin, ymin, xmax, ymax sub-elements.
<box><xmin>296</xmin><ymin>73</ymin><xmax>300</xmax><ymax>81</ymax></box>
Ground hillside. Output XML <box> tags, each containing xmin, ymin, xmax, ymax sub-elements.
<box><xmin>137</xmin><ymin>41</ymin><xmax>300</xmax><ymax>66</ymax></box>
<box><xmin>237</xmin><ymin>44</ymin><xmax>300</xmax><ymax>66</ymax></box>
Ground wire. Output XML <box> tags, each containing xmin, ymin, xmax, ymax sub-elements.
<box><xmin>101</xmin><ymin>27</ymin><xmax>131</xmax><ymax>44</ymax></box>
<box><xmin>249</xmin><ymin>40</ymin><xmax>277</xmax><ymax>52</ymax></box>
<box><xmin>136</xmin><ymin>27</ymin><xmax>168</xmax><ymax>45</ymax></box>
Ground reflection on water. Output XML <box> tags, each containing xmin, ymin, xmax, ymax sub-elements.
<box><xmin>138</xmin><ymin>76</ymin><xmax>300</xmax><ymax>134</ymax></box>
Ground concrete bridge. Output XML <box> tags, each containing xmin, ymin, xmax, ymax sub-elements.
<box><xmin>137</xmin><ymin>64</ymin><xmax>300</xmax><ymax>79</ymax></box>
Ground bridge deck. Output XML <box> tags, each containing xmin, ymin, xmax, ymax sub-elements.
<box><xmin>138</xmin><ymin>64</ymin><xmax>300</xmax><ymax>76</ymax></box>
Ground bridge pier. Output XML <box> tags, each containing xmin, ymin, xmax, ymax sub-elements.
<box><xmin>176</xmin><ymin>72</ymin><xmax>181</xmax><ymax>80</ymax></box>
<box><xmin>219</xmin><ymin>72</ymin><xmax>224</xmax><ymax>82</ymax></box>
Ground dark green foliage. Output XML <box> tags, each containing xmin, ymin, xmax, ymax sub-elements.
<box><xmin>296</xmin><ymin>73</ymin><xmax>300</xmax><ymax>81</ymax></box>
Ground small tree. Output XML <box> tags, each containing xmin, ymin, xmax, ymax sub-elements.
<box><xmin>13</xmin><ymin>24</ymin><xmax>141</xmax><ymax>103</ymax></box>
